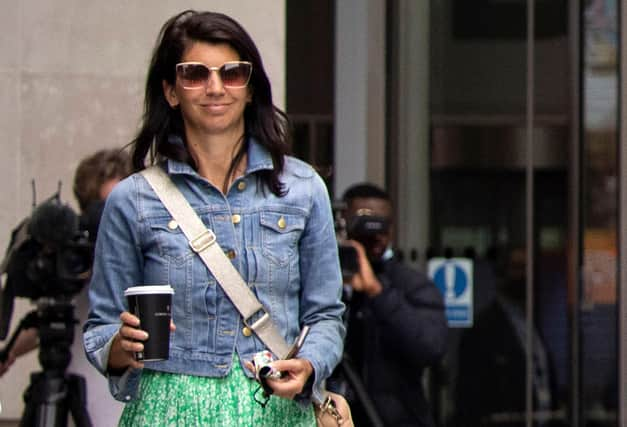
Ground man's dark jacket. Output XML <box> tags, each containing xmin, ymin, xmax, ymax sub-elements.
<box><xmin>338</xmin><ymin>257</ymin><xmax>448</xmax><ymax>427</ymax></box>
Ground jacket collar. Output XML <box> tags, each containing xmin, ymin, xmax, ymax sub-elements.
<box><xmin>165</xmin><ymin>134</ymin><xmax>275</xmax><ymax>176</ymax></box>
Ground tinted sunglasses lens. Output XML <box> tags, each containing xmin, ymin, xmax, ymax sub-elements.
<box><xmin>177</xmin><ymin>64</ymin><xmax>209</xmax><ymax>89</ymax></box>
<box><xmin>220</xmin><ymin>62</ymin><xmax>251</xmax><ymax>87</ymax></box>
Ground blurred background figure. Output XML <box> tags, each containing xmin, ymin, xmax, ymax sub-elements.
<box><xmin>454</xmin><ymin>248</ymin><xmax>566</xmax><ymax>427</ymax></box>
<box><xmin>0</xmin><ymin>148</ymin><xmax>131</xmax><ymax>425</ymax></box>
<box><xmin>330</xmin><ymin>182</ymin><xmax>448</xmax><ymax>427</ymax></box>
<box><xmin>73</xmin><ymin>148</ymin><xmax>133</xmax><ymax>237</ymax></box>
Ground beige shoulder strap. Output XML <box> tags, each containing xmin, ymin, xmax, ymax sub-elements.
<box><xmin>141</xmin><ymin>166</ymin><xmax>290</xmax><ymax>358</ymax></box>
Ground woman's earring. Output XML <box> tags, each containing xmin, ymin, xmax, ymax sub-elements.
<box><xmin>169</xmin><ymin>91</ymin><xmax>179</xmax><ymax>108</ymax></box>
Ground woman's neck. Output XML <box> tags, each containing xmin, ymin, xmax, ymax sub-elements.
<box><xmin>186</xmin><ymin>130</ymin><xmax>247</xmax><ymax>193</ymax></box>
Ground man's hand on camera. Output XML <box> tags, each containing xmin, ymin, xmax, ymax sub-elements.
<box><xmin>14</xmin><ymin>328</ymin><xmax>39</xmax><ymax>355</ymax></box>
<box><xmin>0</xmin><ymin>351</ymin><xmax>15</xmax><ymax>377</ymax></box>
<box><xmin>345</xmin><ymin>240</ymin><xmax>382</xmax><ymax>297</ymax></box>
<box><xmin>0</xmin><ymin>328</ymin><xmax>39</xmax><ymax>377</ymax></box>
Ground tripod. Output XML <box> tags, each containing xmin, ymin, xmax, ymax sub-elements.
<box><xmin>327</xmin><ymin>285</ymin><xmax>385</xmax><ymax>427</ymax></box>
<box><xmin>332</xmin><ymin>355</ymin><xmax>385</xmax><ymax>427</ymax></box>
<box><xmin>0</xmin><ymin>298</ymin><xmax>92</xmax><ymax>427</ymax></box>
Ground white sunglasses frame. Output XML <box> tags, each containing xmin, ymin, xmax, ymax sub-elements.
<box><xmin>175</xmin><ymin>61</ymin><xmax>253</xmax><ymax>89</ymax></box>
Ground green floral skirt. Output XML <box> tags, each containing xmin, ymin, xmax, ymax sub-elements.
<box><xmin>118</xmin><ymin>356</ymin><xmax>316</xmax><ymax>427</ymax></box>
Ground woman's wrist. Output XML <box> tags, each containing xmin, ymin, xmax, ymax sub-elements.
<box><xmin>107</xmin><ymin>333</ymin><xmax>131</xmax><ymax>372</ymax></box>
<box><xmin>300</xmin><ymin>358</ymin><xmax>314</xmax><ymax>379</ymax></box>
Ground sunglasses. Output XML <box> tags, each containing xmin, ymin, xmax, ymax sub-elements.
<box><xmin>175</xmin><ymin>61</ymin><xmax>252</xmax><ymax>89</ymax></box>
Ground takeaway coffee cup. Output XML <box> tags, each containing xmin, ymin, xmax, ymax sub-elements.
<box><xmin>124</xmin><ymin>285</ymin><xmax>174</xmax><ymax>361</ymax></box>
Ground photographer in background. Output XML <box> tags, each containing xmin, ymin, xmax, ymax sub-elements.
<box><xmin>73</xmin><ymin>148</ymin><xmax>132</xmax><ymax>219</ymax></box>
<box><xmin>0</xmin><ymin>148</ymin><xmax>130</xmax><ymax>421</ymax></box>
<box><xmin>336</xmin><ymin>183</ymin><xmax>448</xmax><ymax>427</ymax></box>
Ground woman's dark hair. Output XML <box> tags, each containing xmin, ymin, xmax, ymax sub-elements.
<box><xmin>131</xmin><ymin>10</ymin><xmax>289</xmax><ymax>196</ymax></box>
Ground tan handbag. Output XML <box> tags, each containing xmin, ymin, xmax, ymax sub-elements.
<box><xmin>142</xmin><ymin>166</ymin><xmax>353</xmax><ymax>427</ymax></box>
<box><xmin>314</xmin><ymin>391</ymin><xmax>354</xmax><ymax>426</ymax></box>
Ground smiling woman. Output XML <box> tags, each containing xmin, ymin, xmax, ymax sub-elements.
<box><xmin>162</xmin><ymin>41</ymin><xmax>253</xmax><ymax>178</ymax></box>
<box><xmin>82</xmin><ymin>10</ymin><xmax>346</xmax><ymax>427</ymax></box>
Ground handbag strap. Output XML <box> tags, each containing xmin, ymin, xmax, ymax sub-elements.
<box><xmin>141</xmin><ymin>166</ymin><xmax>290</xmax><ymax>359</ymax></box>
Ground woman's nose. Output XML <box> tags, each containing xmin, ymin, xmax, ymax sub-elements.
<box><xmin>205</xmin><ymin>70</ymin><xmax>225</xmax><ymax>93</ymax></box>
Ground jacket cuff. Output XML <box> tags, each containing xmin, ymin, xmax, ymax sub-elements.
<box><xmin>294</xmin><ymin>370</ymin><xmax>315</xmax><ymax>409</ymax></box>
<box><xmin>108</xmin><ymin>367</ymin><xmax>142</xmax><ymax>402</ymax></box>
<box><xmin>83</xmin><ymin>324</ymin><xmax>120</xmax><ymax>375</ymax></box>
<box><xmin>84</xmin><ymin>324</ymin><xmax>142</xmax><ymax>401</ymax></box>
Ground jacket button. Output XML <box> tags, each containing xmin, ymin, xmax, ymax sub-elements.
<box><xmin>167</xmin><ymin>220</ymin><xmax>178</xmax><ymax>230</ymax></box>
<box><xmin>242</xmin><ymin>326</ymin><xmax>253</xmax><ymax>337</ymax></box>
<box><xmin>225</xmin><ymin>249</ymin><xmax>236</xmax><ymax>259</ymax></box>
<box><xmin>232</xmin><ymin>214</ymin><xmax>241</xmax><ymax>224</ymax></box>
<box><xmin>277</xmin><ymin>216</ymin><xmax>286</xmax><ymax>229</ymax></box>
<box><xmin>237</xmin><ymin>181</ymin><xmax>247</xmax><ymax>191</ymax></box>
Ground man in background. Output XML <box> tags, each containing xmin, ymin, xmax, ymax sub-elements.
<box><xmin>333</xmin><ymin>182</ymin><xmax>448</xmax><ymax>427</ymax></box>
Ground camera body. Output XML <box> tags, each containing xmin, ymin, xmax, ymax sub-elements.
<box><xmin>6</xmin><ymin>197</ymin><xmax>93</xmax><ymax>298</ymax></box>
<box><xmin>0</xmin><ymin>194</ymin><xmax>94</xmax><ymax>339</ymax></box>
<box><xmin>334</xmin><ymin>202</ymin><xmax>390</xmax><ymax>278</ymax></box>
<box><xmin>346</xmin><ymin>215</ymin><xmax>389</xmax><ymax>243</ymax></box>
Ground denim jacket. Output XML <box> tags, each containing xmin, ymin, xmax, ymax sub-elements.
<box><xmin>83</xmin><ymin>138</ymin><xmax>345</xmax><ymax>405</ymax></box>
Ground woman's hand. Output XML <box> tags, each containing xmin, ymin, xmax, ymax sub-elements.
<box><xmin>107</xmin><ymin>311</ymin><xmax>176</xmax><ymax>373</ymax></box>
<box><xmin>263</xmin><ymin>357</ymin><xmax>314</xmax><ymax>399</ymax></box>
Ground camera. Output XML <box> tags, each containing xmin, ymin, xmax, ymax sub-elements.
<box><xmin>0</xmin><ymin>192</ymin><xmax>95</xmax><ymax>339</ymax></box>
<box><xmin>333</xmin><ymin>201</ymin><xmax>358</xmax><ymax>278</ymax></box>
<box><xmin>346</xmin><ymin>214</ymin><xmax>389</xmax><ymax>244</ymax></box>
<box><xmin>333</xmin><ymin>203</ymin><xmax>390</xmax><ymax>278</ymax></box>
<box><xmin>0</xmin><ymin>184</ymin><xmax>102</xmax><ymax>427</ymax></box>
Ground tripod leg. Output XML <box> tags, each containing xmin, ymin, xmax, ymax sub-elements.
<box><xmin>67</xmin><ymin>374</ymin><xmax>93</xmax><ymax>427</ymax></box>
<box><xmin>20</xmin><ymin>372</ymin><xmax>69</xmax><ymax>427</ymax></box>
<box><xmin>19</xmin><ymin>380</ymin><xmax>36</xmax><ymax>427</ymax></box>
<box><xmin>340</xmin><ymin>358</ymin><xmax>385</xmax><ymax>427</ymax></box>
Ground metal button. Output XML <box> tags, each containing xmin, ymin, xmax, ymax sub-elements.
<box><xmin>277</xmin><ymin>216</ymin><xmax>286</xmax><ymax>229</ymax></box>
<box><xmin>232</xmin><ymin>214</ymin><xmax>241</xmax><ymax>224</ymax></box>
<box><xmin>237</xmin><ymin>181</ymin><xmax>246</xmax><ymax>191</ymax></box>
<box><xmin>167</xmin><ymin>220</ymin><xmax>178</xmax><ymax>230</ymax></box>
<box><xmin>242</xmin><ymin>326</ymin><xmax>252</xmax><ymax>337</ymax></box>
<box><xmin>225</xmin><ymin>249</ymin><xmax>236</xmax><ymax>259</ymax></box>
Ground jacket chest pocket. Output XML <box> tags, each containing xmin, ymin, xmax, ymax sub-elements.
<box><xmin>260</xmin><ymin>212</ymin><xmax>305</xmax><ymax>266</ymax></box>
<box><xmin>149</xmin><ymin>218</ymin><xmax>195</xmax><ymax>264</ymax></box>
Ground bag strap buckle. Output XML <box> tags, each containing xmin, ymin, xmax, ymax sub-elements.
<box><xmin>243</xmin><ymin>307</ymin><xmax>270</xmax><ymax>331</ymax></box>
<box><xmin>318</xmin><ymin>395</ymin><xmax>344</xmax><ymax>425</ymax></box>
<box><xmin>189</xmin><ymin>229</ymin><xmax>216</xmax><ymax>253</ymax></box>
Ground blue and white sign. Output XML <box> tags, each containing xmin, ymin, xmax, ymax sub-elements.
<box><xmin>428</xmin><ymin>257</ymin><xmax>473</xmax><ymax>327</ymax></box>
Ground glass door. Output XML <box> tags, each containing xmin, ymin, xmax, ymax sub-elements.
<box><xmin>413</xmin><ymin>0</ymin><xmax>618</xmax><ymax>426</ymax></box>
<box><xmin>579</xmin><ymin>0</ymin><xmax>619</xmax><ymax>425</ymax></box>
<box><xmin>427</xmin><ymin>1</ymin><xmax>573</xmax><ymax>426</ymax></box>
<box><xmin>288</xmin><ymin>1</ymin><xmax>623</xmax><ymax>425</ymax></box>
